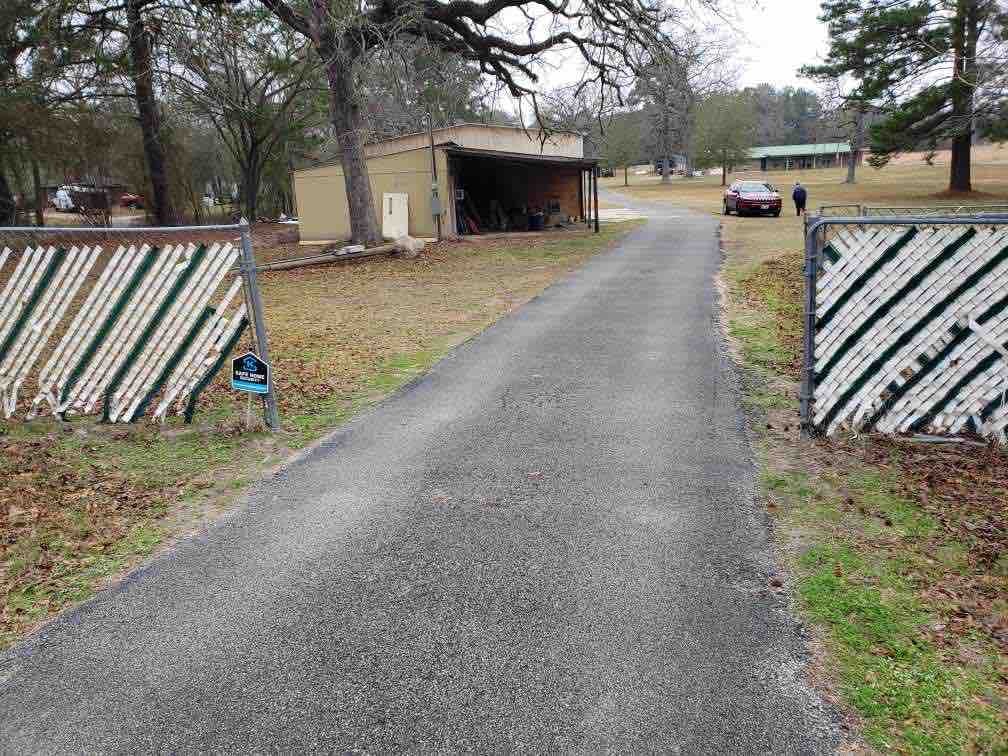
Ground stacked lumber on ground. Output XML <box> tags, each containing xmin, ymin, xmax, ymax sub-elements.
<box><xmin>257</xmin><ymin>238</ymin><xmax>427</xmax><ymax>272</ymax></box>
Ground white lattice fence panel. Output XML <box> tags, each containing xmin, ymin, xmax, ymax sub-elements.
<box><xmin>810</xmin><ymin>222</ymin><xmax>1008</xmax><ymax>443</ymax></box>
<box><xmin>0</xmin><ymin>241</ymin><xmax>249</xmax><ymax>423</ymax></box>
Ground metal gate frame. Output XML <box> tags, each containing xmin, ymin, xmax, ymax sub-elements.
<box><xmin>864</xmin><ymin>204</ymin><xmax>1008</xmax><ymax>216</ymax></box>
<box><xmin>801</xmin><ymin>213</ymin><xmax>1008</xmax><ymax>439</ymax></box>
<box><xmin>0</xmin><ymin>222</ymin><xmax>279</xmax><ymax>429</ymax></box>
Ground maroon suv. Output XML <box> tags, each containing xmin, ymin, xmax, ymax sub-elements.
<box><xmin>723</xmin><ymin>181</ymin><xmax>782</xmax><ymax>217</ymax></box>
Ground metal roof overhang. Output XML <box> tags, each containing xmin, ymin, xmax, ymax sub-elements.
<box><xmin>442</xmin><ymin>145</ymin><xmax>598</xmax><ymax>169</ymax></box>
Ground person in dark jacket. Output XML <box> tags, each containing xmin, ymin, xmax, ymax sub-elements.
<box><xmin>792</xmin><ymin>182</ymin><xmax>808</xmax><ymax>216</ymax></box>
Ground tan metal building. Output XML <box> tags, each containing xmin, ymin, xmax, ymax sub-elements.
<box><xmin>293</xmin><ymin>124</ymin><xmax>599</xmax><ymax>243</ymax></box>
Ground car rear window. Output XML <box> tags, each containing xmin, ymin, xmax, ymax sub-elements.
<box><xmin>738</xmin><ymin>182</ymin><xmax>772</xmax><ymax>192</ymax></box>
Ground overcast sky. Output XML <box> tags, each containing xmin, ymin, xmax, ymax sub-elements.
<box><xmin>734</xmin><ymin>2</ymin><xmax>830</xmax><ymax>90</ymax></box>
<box><xmin>507</xmin><ymin>1</ymin><xmax>834</xmax><ymax>116</ymax></box>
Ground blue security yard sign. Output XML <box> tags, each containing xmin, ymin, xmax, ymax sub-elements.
<box><xmin>231</xmin><ymin>352</ymin><xmax>270</xmax><ymax>394</ymax></box>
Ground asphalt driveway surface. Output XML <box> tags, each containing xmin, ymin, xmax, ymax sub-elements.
<box><xmin>0</xmin><ymin>196</ymin><xmax>840</xmax><ymax>753</ymax></box>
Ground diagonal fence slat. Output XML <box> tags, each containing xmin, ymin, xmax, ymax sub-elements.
<box><xmin>61</xmin><ymin>243</ymin><xmax>191</xmax><ymax>416</ymax></box>
<box><xmin>0</xmin><ymin>224</ymin><xmax>275</xmax><ymax>427</ymax></box>
<box><xmin>30</xmin><ymin>244</ymin><xmax>141</xmax><ymax>417</ymax></box>
<box><xmin>173</xmin><ymin>307</ymin><xmax>249</xmax><ymax>424</ymax></box>
<box><xmin>840</xmin><ymin>253</ymin><xmax>1008</xmax><ymax>434</ymax></box>
<box><xmin>815</xmin><ymin>227</ymin><xmax>1004</xmax><ymax>400</ymax></box>
<box><xmin>0</xmin><ymin>246</ymin><xmax>98</xmax><ymax>417</ymax></box>
<box><xmin>99</xmin><ymin>243</ymin><xmax>209</xmax><ymax>420</ymax></box>
<box><xmin>0</xmin><ymin>246</ymin><xmax>58</xmax><ymax>356</ymax></box>
<box><xmin>110</xmin><ymin>243</ymin><xmax>239</xmax><ymax>422</ymax></box>
<box><xmin>803</xmin><ymin>215</ymin><xmax>1008</xmax><ymax>444</ymax></box>
<box><xmin>153</xmin><ymin>282</ymin><xmax>247</xmax><ymax>423</ymax></box>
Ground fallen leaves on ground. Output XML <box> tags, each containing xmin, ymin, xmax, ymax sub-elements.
<box><xmin>190</xmin><ymin>228</ymin><xmax>622</xmax><ymax>417</ymax></box>
<box><xmin>0</xmin><ymin>223</ymin><xmax>632</xmax><ymax>648</ymax></box>
<box><xmin>766</xmin><ymin>397</ymin><xmax>1008</xmax><ymax>658</ymax></box>
<box><xmin>0</xmin><ymin>431</ymin><xmax>173</xmax><ymax>645</ymax></box>
<box><xmin>840</xmin><ymin>436</ymin><xmax>1008</xmax><ymax>653</ymax></box>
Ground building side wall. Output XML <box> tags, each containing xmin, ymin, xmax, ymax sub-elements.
<box><xmin>534</xmin><ymin>165</ymin><xmax>584</xmax><ymax>216</ymax></box>
<box><xmin>294</xmin><ymin>148</ymin><xmax>449</xmax><ymax>242</ymax></box>
<box><xmin>456</xmin><ymin>127</ymin><xmax>583</xmax><ymax>158</ymax></box>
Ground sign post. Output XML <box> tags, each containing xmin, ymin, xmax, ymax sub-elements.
<box><xmin>237</xmin><ymin>225</ymin><xmax>280</xmax><ymax>429</ymax></box>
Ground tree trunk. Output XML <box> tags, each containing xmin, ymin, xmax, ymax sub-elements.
<box><xmin>240</xmin><ymin>146</ymin><xmax>261</xmax><ymax>222</ymax></box>
<box><xmin>846</xmin><ymin>107</ymin><xmax>865</xmax><ymax>185</ymax></box>
<box><xmin>660</xmin><ymin>105</ymin><xmax>671</xmax><ymax>183</ymax></box>
<box><xmin>32</xmin><ymin>158</ymin><xmax>44</xmax><ymax>226</ymax></box>
<box><xmin>126</xmin><ymin>0</ymin><xmax>173</xmax><ymax>225</ymax></box>
<box><xmin>326</xmin><ymin>60</ymin><xmax>381</xmax><ymax>246</ymax></box>
<box><xmin>0</xmin><ymin>164</ymin><xmax>15</xmax><ymax>226</ymax></box>
<box><xmin>948</xmin><ymin>0</ymin><xmax>976</xmax><ymax>193</ymax></box>
<box><xmin>286</xmin><ymin>132</ymin><xmax>296</xmax><ymax>216</ymax></box>
<box><xmin>949</xmin><ymin>132</ymin><xmax>972</xmax><ymax>193</ymax></box>
<box><xmin>248</xmin><ymin>166</ymin><xmax>258</xmax><ymax>222</ymax></box>
<box><xmin>721</xmin><ymin>150</ymin><xmax>727</xmax><ymax>186</ymax></box>
<box><xmin>623</xmin><ymin>165</ymin><xmax>628</xmax><ymax>186</ymax></box>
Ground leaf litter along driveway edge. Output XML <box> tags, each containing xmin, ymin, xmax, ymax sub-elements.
<box><xmin>708</xmin><ymin>206</ymin><xmax>1008</xmax><ymax>750</ymax></box>
<box><xmin>606</xmin><ymin>167</ymin><xmax>1008</xmax><ymax>752</ymax></box>
<box><xmin>0</xmin><ymin>222</ymin><xmax>641</xmax><ymax>650</ymax></box>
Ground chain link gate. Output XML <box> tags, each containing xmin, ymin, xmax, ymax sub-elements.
<box><xmin>801</xmin><ymin>214</ymin><xmax>1008</xmax><ymax>444</ymax></box>
<box><xmin>0</xmin><ymin>223</ymin><xmax>279</xmax><ymax>429</ymax></box>
<box><xmin>863</xmin><ymin>204</ymin><xmax>1008</xmax><ymax>217</ymax></box>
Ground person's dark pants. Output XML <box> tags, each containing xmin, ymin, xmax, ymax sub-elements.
<box><xmin>795</xmin><ymin>202</ymin><xmax>806</xmax><ymax>216</ymax></box>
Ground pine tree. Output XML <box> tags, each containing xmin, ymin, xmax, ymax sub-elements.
<box><xmin>805</xmin><ymin>0</ymin><xmax>1008</xmax><ymax>193</ymax></box>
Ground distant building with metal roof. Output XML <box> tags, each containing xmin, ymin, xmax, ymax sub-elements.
<box><xmin>746</xmin><ymin>142</ymin><xmax>862</xmax><ymax>172</ymax></box>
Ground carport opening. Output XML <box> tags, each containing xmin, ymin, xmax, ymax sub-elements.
<box><xmin>447</xmin><ymin>150</ymin><xmax>597</xmax><ymax>235</ymax></box>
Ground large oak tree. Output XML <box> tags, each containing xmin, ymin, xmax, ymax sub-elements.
<box><xmin>255</xmin><ymin>0</ymin><xmax>706</xmax><ymax>245</ymax></box>
<box><xmin>633</xmin><ymin>35</ymin><xmax>736</xmax><ymax>182</ymax></box>
<box><xmin>691</xmin><ymin>91</ymin><xmax>755</xmax><ymax>186</ymax></box>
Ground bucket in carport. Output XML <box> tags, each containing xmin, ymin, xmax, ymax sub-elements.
<box><xmin>528</xmin><ymin>212</ymin><xmax>545</xmax><ymax>231</ymax></box>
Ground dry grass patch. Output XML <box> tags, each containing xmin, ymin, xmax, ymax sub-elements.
<box><xmin>195</xmin><ymin>227</ymin><xmax>639</xmax><ymax>423</ymax></box>
<box><xmin>604</xmin><ymin>159</ymin><xmax>1008</xmax><ymax>264</ymax></box>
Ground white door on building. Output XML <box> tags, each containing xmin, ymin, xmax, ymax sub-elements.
<box><xmin>382</xmin><ymin>193</ymin><xmax>409</xmax><ymax>239</ymax></box>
